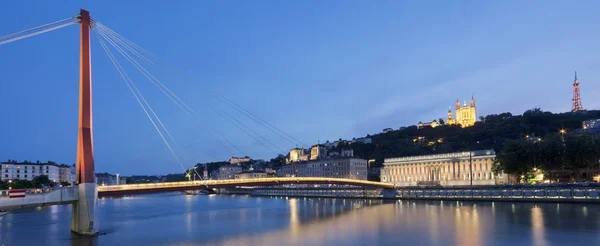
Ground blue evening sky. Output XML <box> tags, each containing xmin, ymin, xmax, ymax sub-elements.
<box><xmin>1</xmin><ymin>1</ymin><xmax>599</xmax><ymax>175</ymax></box>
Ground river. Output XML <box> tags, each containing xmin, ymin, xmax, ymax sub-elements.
<box><xmin>0</xmin><ymin>193</ymin><xmax>599</xmax><ymax>245</ymax></box>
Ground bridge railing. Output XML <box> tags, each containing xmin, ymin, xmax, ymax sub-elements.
<box><xmin>0</xmin><ymin>187</ymin><xmax>61</xmax><ymax>198</ymax></box>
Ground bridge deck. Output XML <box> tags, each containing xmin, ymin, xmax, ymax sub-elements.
<box><xmin>98</xmin><ymin>177</ymin><xmax>394</xmax><ymax>196</ymax></box>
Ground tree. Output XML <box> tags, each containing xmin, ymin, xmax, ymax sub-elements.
<box><xmin>60</xmin><ymin>181</ymin><xmax>71</xmax><ymax>187</ymax></box>
<box><xmin>32</xmin><ymin>175</ymin><xmax>53</xmax><ymax>188</ymax></box>
<box><xmin>438</xmin><ymin>118</ymin><xmax>445</xmax><ymax>125</ymax></box>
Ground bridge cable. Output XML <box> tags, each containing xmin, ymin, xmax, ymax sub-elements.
<box><xmin>96</xmin><ymin>23</ymin><xmax>263</xmax><ymax>158</ymax></box>
<box><xmin>96</xmin><ymin>28</ymin><xmax>202</xmax><ymax>180</ymax></box>
<box><xmin>0</xmin><ymin>16</ymin><xmax>75</xmax><ymax>40</ymax></box>
<box><xmin>212</xmin><ymin>108</ymin><xmax>280</xmax><ymax>155</ymax></box>
<box><xmin>96</xmin><ymin>27</ymin><xmax>212</xmax><ymax>178</ymax></box>
<box><xmin>95</xmin><ymin>29</ymin><xmax>194</xmax><ymax>177</ymax></box>
<box><xmin>0</xmin><ymin>21</ymin><xmax>76</xmax><ymax>46</ymax></box>
<box><xmin>94</xmin><ymin>22</ymin><xmax>307</xmax><ymax>149</ymax></box>
<box><xmin>96</xmin><ymin>24</ymin><xmax>244</xmax><ymax>159</ymax></box>
<box><xmin>214</xmin><ymin>107</ymin><xmax>286</xmax><ymax>154</ymax></box>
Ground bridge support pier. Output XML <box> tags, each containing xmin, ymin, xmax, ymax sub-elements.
<box><xmin>72</xmin><ymin>183</ymin><xmax>98</xmax><ymax>235</ymax></box>
<box><xmin>71</xmin><ymin>9</ymin><xmax>98</xmax><ymax>236</ymax></box>
<box><xmin>381</xmin><ymin>188</ymin><xmax>397</xmax><ymax>199</ymax></box>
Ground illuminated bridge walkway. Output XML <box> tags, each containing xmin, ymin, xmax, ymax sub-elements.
<box><xmin>97</xmin><ymin>177</ymin><xmax>394</xmax><ymax>196</ymax></box>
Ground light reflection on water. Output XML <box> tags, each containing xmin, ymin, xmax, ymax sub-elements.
<box><xmin>0</xmin><ymin>194</ymin><xmax>599</xmax><ymax>246</ymax></box>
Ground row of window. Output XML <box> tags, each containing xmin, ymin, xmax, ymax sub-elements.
<box><xmin>385</xmin><ymin>172</ymin><xmax>494</xmax><ymax>182</ymax></box>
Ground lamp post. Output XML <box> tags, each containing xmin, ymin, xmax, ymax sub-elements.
<box><xmin>8</xmin><ymin>180</ymin><xmax>12</xmax><ymax>190</ymax></box>
<box><xmin>560</xmin><ymin>129</ymin><xmax>566</xmax><ymax>142</ymax></box>
<box><xmin>116</xmin><ymin>173</ymin><xmax>120</xmax><ymax>185</ymax></box>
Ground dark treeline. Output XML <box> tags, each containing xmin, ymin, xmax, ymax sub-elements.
<box><xmin>494</xmin><ymin>133</ymin><xmax>600</xmax><ymax>181</ymax></box>
<box><xmin>0</xmin><ymin>175</ymin><xmax>57</xmax><ymax>189</ymax></box>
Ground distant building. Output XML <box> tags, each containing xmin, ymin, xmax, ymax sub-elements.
<box><xmin>96</xmin><ymin>173</ymin><xmax>126</xmax><ymax>186</ymax></box>
<box><xmin>380</xmin><ymin>149</ymin><xmax>506</xmax><ymax>187</ymax></box>
<box><xmin>279</xmin><ymin>157</ymin><xmax>368</xmax><ymax>180</ymax></box>
<box><xmin>58</xmin><ymin>165</ymin><xmax>74</xmax><ymax>184</ymax></box>
<box><xmin>310</xmin><ymin>145</ymin><xmax>327</xmax><ymax>160</ymax></box>
<box><xmin>286</xmin><ymin>148</ymin><xmax>309</xmax><ymax>164</ymax></box>
<box><xmin>217</xmin><ymin>165</ymin><xmax>243</xmax><ymax>180</ymax></box>
<box><xmin>354</xmin><ymin>137</ymin><xmax>372</xmax><ymax>144</ymax></box>
<box><xmin>1</xmin><ymin>161</ymin><xmax>60</xmax><ymax>182</ymax></box>
<box><xmin>382</xmin><ymin>128</ymin><xmax>394</xmax><ymax>133</ymax></box>
<box><xmin>417</xmin><ymin>120</ymin><xmax>439</xmax><ymax>129</ymax></box>
<box><xmin>229</xmin><ymin>156</ymin><xmax>251</xmax><ymax>164</ymax></box>
<box><xmin>235</xmin><ymin>169</ymin><xmax>267</xmax><ymax>179</ymax></box>
<box><xmin>452</xmin><ymin>97</ymin><xmax>477</xmax><ymax>127</ymax></box>
<box><xmin>583</xmin><ymin>119</ymin><xmax>600</xmax><ymax>129</ymax></box>
<box><xmin>421</xmin><ymin>97</ymin><xmax>477</xmax><ymax>128</ymax></box>
<box><xmin>381</xmin><ymin>150</ymin><xmax>508</xmax><ymax>186</ymax></box>
<box><xmin>341</xmin><ymin>149</ymin><xmax>354</xmax><ymax>157</ymax></box>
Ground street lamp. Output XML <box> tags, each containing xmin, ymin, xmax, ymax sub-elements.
<box><xmin>8</xmin><ymin>180</ymin><xmax>12</xmax><ymax>190</ymax></box>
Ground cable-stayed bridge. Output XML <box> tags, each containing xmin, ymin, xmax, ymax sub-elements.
<box><xmin>0</xmin><ymin>9</ymin><xmax>392</xmax><ymax>236</ymax></box>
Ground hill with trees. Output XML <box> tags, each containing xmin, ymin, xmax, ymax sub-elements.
<box><xmin>340</xmin><ymin>109</ymin><xmax>600</xmax><ymax>169</ymax></box>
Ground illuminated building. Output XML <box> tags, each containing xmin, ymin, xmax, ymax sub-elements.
<box><xmin>310</xmin><ymin>145</ymin><xmax>327</xmax><ymax>160</ymax></box>
<box><xmin>419</xmin><ymin>97</ymin><xmax>477</xmax><ymax>128</ymax></box>
<box><xmin>380</xmin><ymin>149</ymin><xmax>507</xmax><ymax>186</ymax></box>
<box><xmin>583</xmin><ymin>119</ymin><xmax>600</xmax><ymax>129</ymax></box>
<box><xmin>286</xmin><ymin>148</ymin><xmax>309</xmax><ymax>164</ymax></box>
<box><xmin>279</xmin><ymin>157</ymin><xmax>368</xmax><ymax>180</ymax></box>
<box><xmin>235</xmin><ymin>167</ymin><xmax>267</xmax><ymax>179</ymax></box>
<box><xmin>417</xmin><ymin>120</ymin><xmax>439</xmax><ymax>129</ymax></box>
<box><xmin>446</xmin><ymin>107</ymin><xmax>455</xmax><ymax>125</ymax></box>
<box><xmin>452</xmin><ymin>97</ymin><xmax>477</xmax><ymax>127</ymax></box>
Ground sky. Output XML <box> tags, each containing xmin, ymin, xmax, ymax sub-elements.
<box><xmin>1</xmin><ymin>1</ymin><xmax>599</xmax><ymax>175</ymax></box>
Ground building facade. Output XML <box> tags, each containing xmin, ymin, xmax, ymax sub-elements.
<box><xmin>452</xmin><ymin>97</ymin><xmax>477</xmax><ymax>127</ymax></box>
<box><xmin>1</xmin><ymin>161</ymin><xmax>60</xmax><ymax>182</ymax></box>
<box><xmin>217</xmin><ymin>165</ymin><xmax>243</xmax><ymax>180</ymax></box>
<box><xmin>58</xmin><ymin>165</ymin><xmax>75</xmax><ymax>184</ymax></box>
<box><xmin>279</xmin><ymin>157</ymin><xmax>368</xmax><ymax>180</ymax></box>
<box><xmin>380</xmin><ymin>150</ymin><xmax>507</xmax><ymax>187</ymax></box>
<box><xmin>229</xmin><ymin>156</ymin><xmax>251</xmax><ymax>164</ymax></box>
<box><xmin>310</xmin><ymin>145</ymin><xmax>327</xmax><ymax>160</ymax></box>
<box><xmin>286</xmin><ymin>148</ymin><xmax>309</xmax><ymax>164</ymax></box>
<box><xmin>583</xmin><ymin>119</ymin><xmax>600</xmax><ymax>129</ymax></box>
<box><xmin>96</xmin><ymin>173</ymin><xmax>126</xmax><ymax>186</ymax></box>
<box><xmin>235</xmin><ymin>170</ymin><xmax>268</xmax><ymax>179</ymax></box>
<box><xmin>418</xmin><ymin>120</ymin><xmax>440</xmax><ymax>129</ymax></box>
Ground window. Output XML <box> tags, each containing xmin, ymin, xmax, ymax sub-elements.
<box><xmin>17</xmin><ymin>174</ymin><xmax>20</xmax><ymax>178</ymax></box>
<box><xmin>25</xmin><ymin>175</ymin><xmax>27</xmax><ymax>178</ymax></box>
<box><xmin>4</xmin><ymin>174</ymin><xmax>7</xmax><ymax>177</ymax></box>
<box><xmin>46</xmin><ymin>170</ymin><xmax>49</xmax><ymax>173</ymax></box>
<box><xmin>16</xmin><ymin>170</ymin><xmax>20</xmax><ymax>173</ymax></box>
<box><xmin>24</xmin><ymin>170</ymin><xmax>27</xmax><ymax>173</ymax></box>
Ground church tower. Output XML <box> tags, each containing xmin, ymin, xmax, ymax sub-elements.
<box><xmin>447</xmin><ymin>106</ymin><xmax>455</xmax><ymax>125</ymax></box>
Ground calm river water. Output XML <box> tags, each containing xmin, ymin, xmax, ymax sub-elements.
<box><xmin>0</xmin><ymin>193</ymin><xmax>599</xmax><ymax>245</ymax></box>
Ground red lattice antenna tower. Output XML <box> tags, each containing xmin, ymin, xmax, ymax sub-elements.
<box><xmin>572</xmin><ymin>71</ymin><xmax>584</xmax><ymax>112</ymax></box>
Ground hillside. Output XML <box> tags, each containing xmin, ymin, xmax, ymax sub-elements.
<box><xmin>339</xmin><ymin>109</ymin><xmax>600</xmax><ymax>168</ymax></box>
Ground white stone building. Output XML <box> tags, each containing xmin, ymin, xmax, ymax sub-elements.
<box><xmin>1</xmin><ymin>161</ymin><xmax>60</xmax><ymax>182</ymax></box>
<box><xmin>380</xmin><ymin>150</ymin><xmax>507</xmax><ymax>187</ymax></box>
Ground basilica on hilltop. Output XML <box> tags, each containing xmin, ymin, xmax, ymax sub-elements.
<box><xmin>418</xmin><ymin>97</ymin><xmax>477</xmax><ymax>129</ymax></box>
